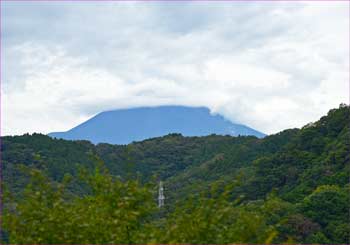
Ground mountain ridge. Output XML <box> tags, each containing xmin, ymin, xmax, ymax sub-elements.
<box><xmin>49</xmin><ymin>105</ymin><xmax>265</xmax><ymax>144</ymax></box>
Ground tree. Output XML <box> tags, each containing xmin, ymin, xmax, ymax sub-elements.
<box><xmin>301</xmin><ymin>185</ymin><xmax>349</xmax><ymax>227</ymax></box>
<box><xmin>3</xmin><ymin>165</ymin><xmax>157</xmax><ymax>244</ymax></box>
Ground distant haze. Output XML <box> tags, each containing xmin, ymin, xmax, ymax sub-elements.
<box><xmin>49</xmin><ymin>106</ymin><xmax>265</xmax><ymax>144</ymax></box>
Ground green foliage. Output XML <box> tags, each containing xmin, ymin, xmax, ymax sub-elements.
<box><xmin>4</xmin><ymin>166</ymin><xmax>282</xmax><ymax>244</ymax></box>
<box><xmin>301</xmin><ymin>185</ymin><xmax>349</xmax><ymax>227</ymax></box>
<box><xmin>2</xmin><ymin>104</ymin><xmax>350</xmax><ymax>244</ymax></box>
<box><xmin>279</xmin><ymin>214</ymin><xmax>320</xmax><ymax>242</ymax></box>
<box><xmin>4</xmin><ymin>165</ymin><xmax>157</xmax><ymax>244</ymax></box>
<box><xmin>161</xmin><ymin>185</ymin><xmax>276</xmax><ymax>244</ymax></box>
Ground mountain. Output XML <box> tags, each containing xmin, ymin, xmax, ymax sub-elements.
<box><xmin>2</xmin><ymin>104</ymin><xmax>349</xmax><ymax>243</ymax></box>
<box><xmin>48</xmin><ymin>106</ymin><xmax>265</xmax><ymax>144</ymax></box>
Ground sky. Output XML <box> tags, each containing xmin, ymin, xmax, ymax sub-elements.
<box><xmin>1</xmin><ymin>1</ymin><xmax>349</xmax><ymax>136</ymax></box>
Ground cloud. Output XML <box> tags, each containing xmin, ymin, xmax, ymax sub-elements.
<box><xmin>2</xmin><ymin>1</ymin><xmax>349</xmax><ymax>136</ymax></box>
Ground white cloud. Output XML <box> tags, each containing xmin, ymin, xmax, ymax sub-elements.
<box><xmin>2</xmin><ymin>1</ymin><xmax>349</xmax><ymax>136</ymax></box>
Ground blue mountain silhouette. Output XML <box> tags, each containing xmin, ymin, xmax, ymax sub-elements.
<box><xmin>49</xmin><ymin>106</ymin><xmax>265</xmax><ymax>144</ymax></box>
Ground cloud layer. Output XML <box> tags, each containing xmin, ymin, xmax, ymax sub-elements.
<box><xmin>2</xmin><ymin>2</ymin><xmax>349</xmax><ymax>135</ymax></box>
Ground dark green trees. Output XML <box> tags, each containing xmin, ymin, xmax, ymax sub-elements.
<box><xmin>2</xmin><ymin>104</ymin><xmax>350</xmax><ymax>243</ymax></box>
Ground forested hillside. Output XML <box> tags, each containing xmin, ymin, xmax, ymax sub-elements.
<box><xmin>1</xmin><ymin>104</ymin><xmax>349</xmax><ymax>244</ymax></box>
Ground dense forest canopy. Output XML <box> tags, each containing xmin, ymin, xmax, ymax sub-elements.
<box><xmin>1</xmin><ymin>104</ymin><xmax>349</xmax><ymax>243</ymax></box>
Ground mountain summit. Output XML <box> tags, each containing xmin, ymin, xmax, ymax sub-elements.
<box><xmin>49</xmin><ymin>106</ymin><xmax>265</xmax><ymax>144</ymax></box>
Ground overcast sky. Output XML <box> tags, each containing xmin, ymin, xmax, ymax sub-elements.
<box><xmin>2</xmin><ymin>1</ymin><xmax>349</xmax><ymax>136</ymax></box>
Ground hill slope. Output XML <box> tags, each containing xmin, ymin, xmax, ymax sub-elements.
<box><xmin>2</xmin><ymin>104</ymin><xmax>349</xmax><ymax>243</ymax></box>
<box><xmin>48</xmin><ymin>106</ymin><xmax>265</xmax><ymax>144</ymax></box>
